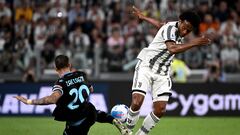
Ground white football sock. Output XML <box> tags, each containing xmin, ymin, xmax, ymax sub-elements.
<box><xmin>136</xmin><ymin>112</ymin><xmax>160</xmax><ymax>135</ymax></box>
<box><xmin>126</xmin><ymin>107</ymin><xmax>140</xmax><ymax>130</ymax></box>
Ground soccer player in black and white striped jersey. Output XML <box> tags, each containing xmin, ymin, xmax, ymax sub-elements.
<box><xmin>126</xmin><ymin>6</ymin><xmax>211</xmax><ymax>135</ymax></box>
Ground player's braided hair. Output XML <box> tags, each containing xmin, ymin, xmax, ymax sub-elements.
<box><xmin>55</xmin><ymin>55</ymin><xmax>69</xmax><ymax>70</ymax></box>
<box><xmin>179</xmin><ymin>11</ymin><xmax>201</xmax><ymax>28</ymax></box>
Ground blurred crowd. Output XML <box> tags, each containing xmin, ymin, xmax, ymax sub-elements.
<box><xmin>0</xmin><ymin>0</ymin><xmax>240</xmax><ymax>82</ymax></box>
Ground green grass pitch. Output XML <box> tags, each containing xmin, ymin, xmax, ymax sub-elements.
<box><xmin>0</xmin><ymin>117</ymin><xmax>239</xmax><ymax>135</ymax></box>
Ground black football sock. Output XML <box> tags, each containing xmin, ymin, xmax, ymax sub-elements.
<box><xmin>96</xmin><ymin>110</ymin><xmax>114</xmax><ymax>124</ymax></box>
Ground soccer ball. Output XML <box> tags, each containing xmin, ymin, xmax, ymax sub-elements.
<box><xmin>111</xmin><ymin>104</ymin><xmax>129</xmax><ymax>123</ymax></box>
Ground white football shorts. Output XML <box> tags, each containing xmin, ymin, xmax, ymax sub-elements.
<box><xmin>132</xmin><ymin>60</ymin><xmax>172</xmax><ymax>102</ymax></box>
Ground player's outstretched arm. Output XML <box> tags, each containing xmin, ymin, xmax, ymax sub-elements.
<box><xmin>14</xmin><ymin>91</ymin><xmax>62</xmax><ymax>105</ymax></box>
<box><xmin>132</xmin><ymin>6</ymin><xmax>165</xmax><ymax>29</ymax></box>
<box><xmin>166</xmin><ymin>36</ymin><xmax>211</xmax><ymax>54</ymax></box>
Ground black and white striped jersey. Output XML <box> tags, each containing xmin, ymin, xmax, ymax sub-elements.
<box><xmin>137</xmin><ymin>21</ymin><xmax>183</xmax><ymax>76</ymax></box>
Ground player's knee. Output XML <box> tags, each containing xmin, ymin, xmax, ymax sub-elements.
<box><xmin>153</xmin><ymin>104</ymin><xmax>167</xmax><ymax>118</ymax></box>
<box><xmin>131</xmin><ymin>100</ymin><xmax>142</xmax><ymax>111</ymax></box>
<box><xmin>131</xmin><ymin>93</ymin><xmax>144</xmax><ymax>111</ymax></box>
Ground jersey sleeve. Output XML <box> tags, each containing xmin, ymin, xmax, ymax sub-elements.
<box><xmin>52</xmin><ymin>79</ymin><xmax>64</xmax><ymax>95</ymax></box>
<box><xmin>162</xmin><ymin>25</ymin><xmax>177</xmax><ymax>42</ymax></box>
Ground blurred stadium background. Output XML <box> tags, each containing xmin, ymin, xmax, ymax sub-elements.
<box><xmin>0</xmin><ymin>0</ymin><xmax>240</xmax><ymax>135</ymax></box>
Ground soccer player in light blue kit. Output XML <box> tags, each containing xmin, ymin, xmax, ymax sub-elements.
<box><xmin>126</xmin><ymin>6</ymin><xmax>211</xmax><ymax>135</ymax></box>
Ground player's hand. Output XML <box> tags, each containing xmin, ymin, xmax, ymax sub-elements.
<box><xmin>14</xmin><ymin>96</ymin><xmax>32</xmax><ymax>105</ymax></box>
<box><xmin>132</xmin><ymin>6</ymin><xmax>145</xmax><ymax>19</ymax></box>
<box><xmin>201</xmin><ymin>31</ymin><xmax>215</xmax><ymax>42</ymax></box>
<box><xmin>191</xmin><ymin>36</ymin><xmax>211</xmax><ymax>46</ymax></box>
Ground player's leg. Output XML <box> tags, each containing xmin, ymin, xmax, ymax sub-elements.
<box><xmin>96</xmin><ymin>110</ymin><xmax>131</xmax><ymax>135</ymax></box>
<box><xmin>135</xmin><ymin>100</ymin><xmax>168</xmax><ymax>135</ymax></box>
<box><xmin>63</xmin><ymin>121</ymin><xmax>90</xmax><ymax>135</ymax></box>
<box><xmin>126</xmin><ymin>92</ymin><xmax>145</xmax><ymax>130</ymax></box>
<box><xmin>96</xmin><ymin>110</ymin><xmax>114</xmax><ymax>124</ymax></box>
<box><xmin>63</xmin><ymin>118</ymin><xmax>95</xmax><ymax>135</ymax></box>
<box><xmin>127</xmin><ymin>62</ymin><xmax>150</xmax><ymax>131</ymax></box>
<box><xmin>63</xmin><ymin>103</ymin><xmax>97</xmax><ymax>135</ymax></box>
<box><xmin>136</xmin><ymin>76</ymin><xmax>172</xmax><ymax>135</ymax></box>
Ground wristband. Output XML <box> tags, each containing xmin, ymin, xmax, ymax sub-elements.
<box><xmin>27</xmin><ymin>99</ymin><xmax>33</xmax><ymax>105</ymax></box>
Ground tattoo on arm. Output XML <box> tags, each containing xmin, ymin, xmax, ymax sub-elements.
<box><xmin>32</xmin><ymin>91</ymin><xmax>62</xmax><ymax>105</ymax></box>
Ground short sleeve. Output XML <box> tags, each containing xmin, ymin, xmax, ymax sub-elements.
<box><xmin>162</xmin><ymin>25</ymin><xmax>177</xmax><ymax>42</ymax></box>
<box><xmin>52</xmin><ymin>79</ymin><xmax>64</xmax><ymax>95</ymax></box>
